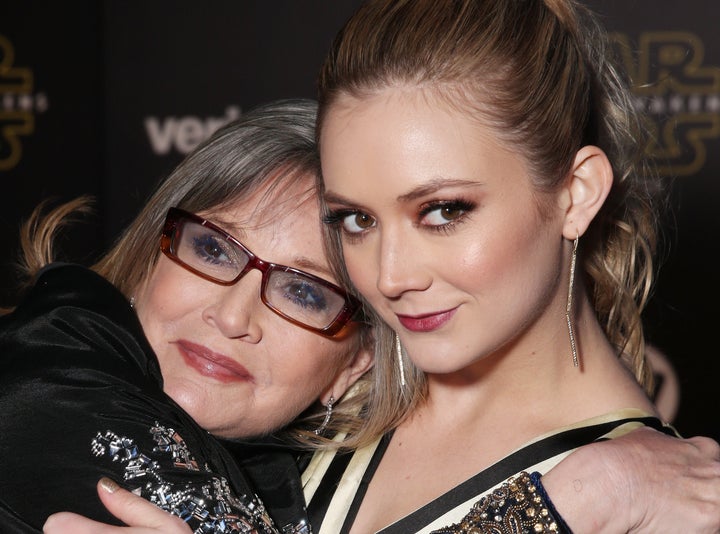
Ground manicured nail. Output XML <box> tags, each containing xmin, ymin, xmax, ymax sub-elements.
<box><xmin>99</xmin><ymin>477</ymin><xmax>120</xmax><ymax>494</ymax></box>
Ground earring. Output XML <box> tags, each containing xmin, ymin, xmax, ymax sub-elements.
<box><xmin>129</xmin><ymin>296</ymin><xmax>136</xmax><ymax>309</ymax></box>
<box><xmin>394</xmin><ymin>333</ymin><xmax>407</xmax><ymax>387</ymax></box>
<box><xmin>566</xmin><ymin>234</ymin><xmax>579</xmax><ymax>367</ymax></box>
<box><xmin>314</xmin><ymin>395</ymin><xmax>335</xmax><ymax>436</ymax></box>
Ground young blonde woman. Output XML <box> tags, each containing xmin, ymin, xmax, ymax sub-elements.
<box><xmin>305</xmin><ymin>0</ymin><xmax>720</xmax><ymax>532</ymax></box>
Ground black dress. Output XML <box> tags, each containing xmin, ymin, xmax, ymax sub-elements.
<box><xmin>0</xmin><ymin>264</ymin><xmax>309</xmax><ymax>534</ymax></box>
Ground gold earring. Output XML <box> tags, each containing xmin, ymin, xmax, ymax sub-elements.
<box><xmin>394</xmin><ymin>332</ymin><xmax>407</xmax><ymax>387</ymax></box>
<box><xmin>566</xmin><ymin>234</ymin><xmax>579</xmax><ymax>367</ymax></box>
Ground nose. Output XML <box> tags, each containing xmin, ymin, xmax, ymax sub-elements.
<box><xmin>376</xmin><ymin>229</ymin><xmax>432</xmax><ymax>298</ymax></box>
<box><xmin>201</xmin><ymin>271</ymin><xmax>263</xmax><ymax>342</ymax></box>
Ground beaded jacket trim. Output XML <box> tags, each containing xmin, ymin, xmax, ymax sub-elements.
<box><xmin>91</xmin><ymin>422</ymin><xmax>281</xmax><ymax>534</ymax></box>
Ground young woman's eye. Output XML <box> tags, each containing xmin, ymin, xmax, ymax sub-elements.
<box><xmin>342</xmin><ymin>212</ymin><xmax>376</xmax><ymax>233</ymax></box>
<box><xmin>420</xmin><ymin>200</ymin><xmax>475</xmax><ymax>227</ymax></box>
<box><xmin>324</xmin><ymin>209</ymin><xmax>376</xmax><ymax>234</ymax></box>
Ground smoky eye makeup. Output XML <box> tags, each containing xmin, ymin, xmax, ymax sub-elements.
<box><xmin>417</xmin><ymin>198</ymin><xmax>477</xmax><ymax>227</ymax></box>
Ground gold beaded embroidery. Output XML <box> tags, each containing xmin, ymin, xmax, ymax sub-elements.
<box><xmin>431</xmin><ymin>472</ymin><xmax>559</xmax><ymax>534</ymax></box>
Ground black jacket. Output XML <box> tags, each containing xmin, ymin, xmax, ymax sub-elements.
<box><xmin>0</xmin><ymin>264</ymin><xmax>308</xmax><ymax>533</ymax></box>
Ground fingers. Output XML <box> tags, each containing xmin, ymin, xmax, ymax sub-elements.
<box><xmin>43</xmin><ymin>478</ymin><xmax>193</xmax><ymax>533</ymax></box>
<box><xmin>685</xmin><ymin>435</ymin><xmax>720</xmax><ymax>463</ymax></box>
<box><xmin>95</xmin><ymin>478</ymin><xmax>191</xmax><ymax>532</ymax></box>
<box><xmin>44</xmin><ymin>512</ymin><xmax>113</xmax><ymax>533</ymax></box>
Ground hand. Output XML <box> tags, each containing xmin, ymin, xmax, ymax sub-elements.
<box><xmin>43</xmin><ymin>478</ymin><xmax>192</xmax><ymax>534</ymax></box>
<box><xmin>541</xmin><ymin>427</ymin><xmax>720</xmax><ymax>533</ymax></box>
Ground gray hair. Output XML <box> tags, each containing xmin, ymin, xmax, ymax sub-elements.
<box><xmin>96</xmin><ymin>98</ymin><xmax>321</xmax><ymax>296</ymax></box>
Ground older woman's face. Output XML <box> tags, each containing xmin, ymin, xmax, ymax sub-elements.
<box><xmin>134</xmin><ymin>174</ymin><xmax>371</xmax><ymax>438</ymax></box>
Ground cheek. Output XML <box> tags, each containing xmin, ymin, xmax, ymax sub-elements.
<box><xmin>463</xmin><ymin>222</ymin><xmax>559</xmax><ymax>305</ymax></box>
<box><xmin>457</xmin><ymin>239</ymin><xmax>512</xmax><ymax>285</ymax></box>
<box><xmin>274</xmin><ymin>336</ymin><xmax>353</xmax><ymax>399</ymax></box>
<box><xmin>240</xmin><ymin>344</ymin><xmax>352</xmax><ymax>436</ymax></box>
<box><xmin>452</xmin><ymin>215</ymin><xmax>551</xmax><ymax>297</ymax></box>
<box><xmin>342</xmin><ymin>244</ymin><xmax>377</xmax><ymax>297</ymax></box>
<box><xmin>135</xmin><ymin>263</ymin><xmax>205</xmax><ymax>357</ymax></box>
<box><xmin>280</xmin><ymin>340</ymin><xmax>347</xmax><ymax>391</ymax></box>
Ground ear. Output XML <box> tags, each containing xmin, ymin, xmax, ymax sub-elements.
<box><xmin>560</xmin><ymin>145</ymin><xmax>613</xmax><ymax>240</ymax></box>
<box><xmin>319</xmin><ymin>345</ymin><xmax>374</xmax><ymax>404</ymax></box>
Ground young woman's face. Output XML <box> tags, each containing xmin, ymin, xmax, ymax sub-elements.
<box><xmin>135</xmin><ymin>175</ymin><xmax>369</xmax><ymax>438</ymax></box>
<box><xmin>321</xmin><ymin>88</ymin><xmax>568</xmax><ymax>377</ymax></box>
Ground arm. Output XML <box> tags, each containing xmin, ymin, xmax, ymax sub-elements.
<box><xmin>46</xmin><ymin>430</ymin><xmax>720</xmax><ymax>534</ymax></box>
<box><xmin>542</xmin><ymin>427</ymin><xmax>720</xmax><ymax>533</ymax></box>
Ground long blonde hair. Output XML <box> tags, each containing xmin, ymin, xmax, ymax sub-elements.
<box><xmin>316</xmin><ymin>0</ymin><xmax>664</xmax><ymax>445</ymax></box>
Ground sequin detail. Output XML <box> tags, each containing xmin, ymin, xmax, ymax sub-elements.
<box><xmin>431</xmin><ymin>472</ymin><xmax>561</xmax><ymax>534</ymax></box>
<box><xmin>91</xmin><ymin>423</ymin><xmax>280</xmax><ymax>534</ymax></box>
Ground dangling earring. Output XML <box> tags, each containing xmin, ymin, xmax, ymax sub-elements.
<box><xmin>394</xmin><ymin>333</ymin><xmax>407</xmax><ymax>387</ymax></box>
<box><xmin>314</xmin><ymin>395</ymin><xmax>335</xmax><ymax>436</ymax></box>
<box><xmin>566</xmin><ymin>234</ymin><xmax>579</xmax><ymax>367</ymax></box>
<box><xmin>129</xmin><ymin>296</ymin><xmax>136</xmax><ymax>309</ymax></box>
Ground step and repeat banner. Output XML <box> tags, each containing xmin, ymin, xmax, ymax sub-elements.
<box><xmin>1</xmin><ymin>2</ymin><xmax>718</xmax><ymax>440</ymax></box>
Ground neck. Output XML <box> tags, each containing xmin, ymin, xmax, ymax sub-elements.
<box><xmin>416</xmin><ymin>293</ymin><xmax>655</xmax><ymax>437</ymax></box>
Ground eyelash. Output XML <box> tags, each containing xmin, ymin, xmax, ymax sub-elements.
<box><xmin>323</xmin><ymin>197</ymin><xmax>476</xmax><ymax>240</ymax></box>
<box><xmin>322</xmin><ymin>209</ymin><xmax>356</xmax><ymax>227</ymax></box>
<box><xmin>419</xmin><ymin>198</ymin><xmax>476</xmax><ymax>233</ymax></box>
<box><xmin>322</xmin><ymin>209</ymin><xmax>368</xmax><ymax>243</ymax></box>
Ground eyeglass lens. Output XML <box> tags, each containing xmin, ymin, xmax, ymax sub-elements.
<box><xmin>173</xmin><ymin>218</ymin><xmax>347</xmax><ymax>330</ymax></box>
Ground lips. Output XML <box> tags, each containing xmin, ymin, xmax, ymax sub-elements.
<box><xmin>396</xmin><ymin>307</ymin><xmax>457</xmax><ymax>333</ymax></box>
<box><xmin>174</xmin><ymin>340</ymin><xmax>254</xmax><ymax>383</ymax></box>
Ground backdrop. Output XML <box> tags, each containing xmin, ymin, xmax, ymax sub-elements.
<box><xmin>1</xmin><ymin>1</ymin><xmax>718</xmax><ymax>441</ymax></box>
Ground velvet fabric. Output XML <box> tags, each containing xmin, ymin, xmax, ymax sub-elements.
<box><xmin>0</xmin><ymin>264</ymin><xmax>307</xmax><ymax>533</ymax></box>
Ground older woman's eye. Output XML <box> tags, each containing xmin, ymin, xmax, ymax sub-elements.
<box><xmin>192</xmin><ymin>235</ymin><xmax>234</xmax><ymax>264</ymax></box>
<box><xmin>342</xmin><ymin>212</ymin><xmax>376</xmax><ymax>233</ymax></box>
<box><xmin>280</xmin><ymin>279</ymin><xmax>328</xmax><ymax>312</ymax></box>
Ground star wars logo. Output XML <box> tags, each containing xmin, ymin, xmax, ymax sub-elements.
<box><xmin>0</xmin><ymin>34</ymin><xmax>48</xmax><ymax>172</ymax></box>
<box><xmin>612</xmin><ymin>31</ymin><xmax>720</xmax><ymax>177</ymax></box>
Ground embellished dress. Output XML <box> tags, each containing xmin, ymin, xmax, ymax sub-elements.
<box><xmin>0</xmin><ymin>264</ymin><xmax>308</xmax><ymax>534</ymax></box>
<box><xmin>302</xmin><ymin>410</ymin><xmax>675</xmax><ymax>533</ymax></box>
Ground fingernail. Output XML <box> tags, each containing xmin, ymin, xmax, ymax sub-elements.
<box><xmin>99</xmin><ymin>477</ymin><xmax>120</xmax><ymax>494</ymax></box>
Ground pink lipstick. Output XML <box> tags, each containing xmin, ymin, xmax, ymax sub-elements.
<box><xmin>174</xmin><ymin>340</ymin><xmax>254</xmax><ymax>383</ymax></box>
<box><xmin>396</xmin><ymin>308</ymin><xmax>457</xmax><ymax>333</ymax></box>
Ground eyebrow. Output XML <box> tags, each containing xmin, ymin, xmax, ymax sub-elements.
<box><xmin>324</xmin><ymin>177</ymin><xmax>484</xmax><ymax>206</ymax></box>
<box><xmin>205</xmin><ymin>217</ymin><xmax>333</xmax><ymax>278</ymax></box>
<box><xmin>291</xmin><ymin>256</ymin><xmax>335</xmax><ymax>279</ymax></box>
<box><xmin>397</xmin><ymin>178</ymin><xmax>484</xmax><ymax>202</ymax></box>
<box><xmin>207</xmin><ymin>216</ymin><xmax>247</xmax><ymax>239</ymax></box>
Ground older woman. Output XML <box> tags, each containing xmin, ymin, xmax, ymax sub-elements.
<box><xmin>0</xmin><ymin>99</ymin><xmax>372</xmax><ymax>533</ymax></box>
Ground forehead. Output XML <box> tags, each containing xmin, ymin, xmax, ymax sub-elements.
<box><xmin>323</xmin><ymin>87</ymin><xmax>500</xmax><ymax>154</ymax></box>
<box><xmin>201</xmin><ymin>174</ymin><xmax>331</xmax><ymax>274</ymax></box>
<box><xmin>207</xmin><ymin>172</ymin><xmax>318</xmax><ymax>233</ymax></box>
<box><xmin>321</xmin><ymin>88</ymin><xmax>527</xmax><ymax>189</ymax></box>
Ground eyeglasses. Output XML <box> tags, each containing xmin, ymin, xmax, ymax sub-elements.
<box><xmin>160</xmin><ymin>207</ymin><xmax>360</xmax><ymax>337</ymax></box>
